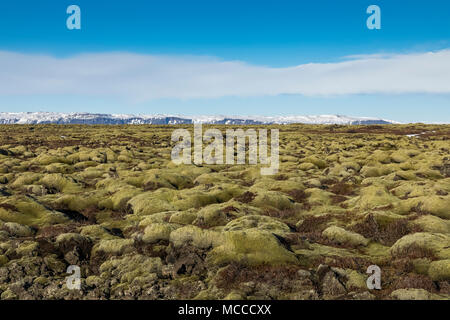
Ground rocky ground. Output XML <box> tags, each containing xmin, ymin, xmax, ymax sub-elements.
<box><xmin>0</xmin><ymin>124</ymin><xmax>449</xmax><ymax>300</ymax></box>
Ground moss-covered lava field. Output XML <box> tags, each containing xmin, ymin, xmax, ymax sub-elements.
<box><xmin>0</xmin><ymin>124</ymin><xmax>449</xmax><ymax>300</ymax></box>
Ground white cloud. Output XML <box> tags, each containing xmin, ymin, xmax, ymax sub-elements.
<box><xmin>1</xmin><ymin>49</ymin><xmax>450</xmax><ymax>101</ymax></box>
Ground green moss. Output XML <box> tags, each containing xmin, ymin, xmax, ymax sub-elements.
<box><xmin>344</xmin><ymin>269</ymin><xmax>367</xmax><ymax>290</ymax></box>
<box><xmin>193</xmin><ymin>289</ymin><xmax>219</xmax><ymax>300</ymax></box>
<box><xmin>73</xmin><ymin>160</ymin><xmax>100</xmax><ymax>170</ymax></box>
<box><xmin>85</xmin><ymin>275</ymin><xmax>103</xmax><ymax>287</ymax></box>
<box><xmin>412</xmin><ymin>258</ymin><xmax>432</xmax><ymax>275</ymax></box>
<box><xmin>8</xmin><ymin>145</ymin><xmax>27</xmax><ymax>155</ymax></box>
<box><xmin>127</xmin><ymin>189</ymin><xmax>177</xmax><ymax>215</ymax></box>
<box><xmin>348</xmin><ymin>184</ymin><xmax>398</xmax><ymax>210</ymax></box>
<box><xmin>56</xmin><ymin>232</ymin><xmax>88</xmax><ymax>245</ymax></box>
<box><xmin>15</xmin><ymin>241</ymin><xmax>39</xmax><ymax>257</ymax></box>
<box><xmin>39</xmin><ymin>173</ymin><xmax>81</xmax><ymax>193</ymax></box>
<box><xmin>411</xmin><ymin>215</ymin><xmax>450</xmax><ymax>234</ymax></box>
<box><xmin>391</xmin><ymin>180</ymin><xmax>445</xmax><ymax>199</ymax></box>
<box><xmin>79</xmin><ymin>225</ymin><xmax>119</xmax><ymax>241</ymax></box>
<box><xmin>194</xmin><ymin>201</ymin><xmax>254</xmax><ymax>228</ymax></box>
<box><xmin>305</xmin><ymin>188</ymin><xmax>333</xmax><ymax>206</ymax></box>
<box><xmin>224</xmin><ymin>291</ymin><xmax>245</xmax><ymax>300</ymax></box>
<box><xmin>142</xmin><ymin>222</ymin><xmax>178</xmax><ymax>243</ymax></box>
<box><xmin>44</xmin><ymin>163</ymin><xmax>74</xmax><ymax>174</ymax></box>
<box><xmin>138</xmin><ymin>212</ymin><xmax>174</xmax><ymax>227</ymax></box>
<box><xmin>0</xmin><ymin>254</ymin><xmax>8</xmax><ymax>266</ymax></box>
<box><xmin>169</xmin><ymin>211</ymin><xmax>197</xmax><ymax>225</ymax></box>
<box><xmin>1</xmin><ymin>288</ymin><xmax>17</xmax><ymax>300</ymax></box>
<box><xmin>390</xmin><ymin>289</ymin><xmax>446</xmax><ymax>300</ymax></box>
<box><xmin>360</xmin><ymin>166</ymin><xmax>381</xmax><ymax>178</ymax></box>
<box><xmin>92</xmin><ymin>238</ymin><xmax>135</xmax><ymax>256</ymax></box>
<box><xmin>428</xmin><ymin>260</ymin><xmax>450</xmax><ymax>281</ymax></box>
<box><xmin>393</xmin><ymin>170</ymin><xmax>417</xmax><ymax>181</ymax></box>
<box><xmin>322</xmin><ymin>226</ymin><xmax>369</xmax><ymax>247</ymax></box>
<box><xmin>44</xmin><ymin>254</ymin><xmax>67</xmax><ymax>273</ymax></box>
<box><xmin>3</xmin><ymin>222</ymin><xmax>34</xmax><ymax>237</ymax></box>
<box><xmin>368</xmin><ymin>150</ymin><xmax>391</xmax><ymax>164</ymax></box>
<box><xmin>170</xmin><ymin>225</ymin><xmax>224</xmax><ymax>249</ymax></box>
<box><xmin>208</xmin><ymin>230</ymin><xmax>298</xmax><ymax>266</ymax></box>
<box><xmin>117</xmin><ymin>155</ymin><xmax>132</xmax><ymax>162</ymax></box>
<box><xmin>250</xmin><ymin>178</ymin><xmax>305</xmax><ymax>193</ymax></box>
<box><xmin>362</xmin><ymin>242</ymin><xmax>390</xmax><ymax>258</ymax></box>
<box><xmin>419</xmin><ymin>196</ymin><xmax>450</xmax><ymax>219</ymax></box>
<box><xmin>128</xmin><ymin>185</ymin><xmax>241</xmax><ymax>216</ymax></box>
<box><xmin>174</xmin><ymin>192</ymin><xmax>219</xmax><ymax>211</ymax></box>
<box><xmin>341</xmin><ymin>161</ymin><xmax>361</xmax><ymax>172</ymax></box>
<box><xmin>299</xmin><ymin>163</ymin><xmax>317</xmax><ymax>171</ymax></box>
<box><xmin>368</xmin><ymin>211</ymin><xmax>404</xmax><ymax>227</ymax></box>
<box><xmin>390</xmin><ymin>151</ymin><xmax>409</xmax><ymax>164</ymax></box>
<box><xmin>391</xmin><ymin>289</ymin><xmax>429</xmax><ymax>300</ymax></box>
<box><xmin>34</xmin><ymin>276</ymin><xmax>50</xmax><ymax>285</ymax></box>
<box><xmin>78</xmin><ymin>169</ymin><xmax>105</xmax><ymax>180</ymax></box>
<box><xmin>393</xmin><ymin>196</ymin><xmax>450</xmax><ymax>219</ymax></box>
<box><xmin>11</xmin><ymin>172</ymin><xmax>42</xmax><ymax>189</ymax></box>
<box><xmin>142</xmin><ymin>169</ymin><xmax>195</xmax><ymax>190</ymax></box>
<box><xmin>194</xmin><ymin>172</ymin><xmax>233</xmax><ymax>185</ymax></box>
<box><xmin>390</xmin><ymin>233</ymin><xmax>450</xmax><ymax>259</ymax></box>
<box><xmin>33</xmin><ymin>154</ymin><xmax>68</xmax><ymax>166</ymax></box>
<box><xmin>295</xmin><ymin>243</ymin><xmax>367</xmax><ymax>268</ymax></box>
<box><xmin>415</xmin><ymin>168</ymin><xmax>444</xmax><ymax>180</ymax></box>
<box><xmin>99</xmin><ymin>254</ymin><xmax>162</xmax><ymax>288</ymax></box>
<box><xmin>223</xmin><ymin>215</ymin><xmax>291</xmax><ymax>236</ymax></box>
<box><xmin>109</xmin><ymin>187</ymin><xmax>142</xmax><ymax>211</ymax></box>
<box><xmin>251</xmin><ymin>191</ymin><xmax>295</xmax><ymax>210</ymax></box>
<box><xmin>54</xmin><ymin>194</ymin><xmax>99</xmax><ymax>213</ymax></box>
<box><xmin>0</xmin><ymin>199</ymin><xmax>67</xmax><ymax>226</ymax></box>
<box><xmin>303</xmin><ymin>156</ymin><xmax>327</xmax><ymax>169</ymax></box>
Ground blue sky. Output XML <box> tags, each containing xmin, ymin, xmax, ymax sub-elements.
<box><xmin>0</xmin><ymin>0</ymin><xmax>449</xmax><ymax>122</ymax></box>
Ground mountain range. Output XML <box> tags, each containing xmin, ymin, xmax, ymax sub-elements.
<box><xmin>0</xmin><ymin>112</ymin><xmax>399</xmax><ymax>125</ymax></box>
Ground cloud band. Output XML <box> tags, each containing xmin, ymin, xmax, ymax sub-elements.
<box><xmin>1</xmin><ymin>50</ymin><xmax>450</xmax><ymax>101</ymax></box>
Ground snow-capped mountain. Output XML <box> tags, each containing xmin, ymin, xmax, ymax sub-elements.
<box><xmin>0</xmin><ymin>112</ymin><xmax>399</xmax><ymax>125</ymax></box>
